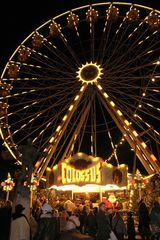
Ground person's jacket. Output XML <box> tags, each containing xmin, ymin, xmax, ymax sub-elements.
<box><xmin>96</xmin><ymin>210</ymin><xmax>112</xmax><ymax>240</ymax></box>
<box><xmin>34</xmin><ymin>212</ymin><xmax>60</xmax><ymax>240</ymax></box>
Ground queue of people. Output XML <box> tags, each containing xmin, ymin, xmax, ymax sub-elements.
<box><xmin>0</xmin><ymin>194</ymin><xmax>160</xmax><ymax>240</ymax></box>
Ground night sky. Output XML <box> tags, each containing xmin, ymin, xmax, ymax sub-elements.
<box><xmin>0</xmin><ymin>0</ymin><xmax>160</xmax><ymax>180</ymax></box>
<box><xmin>1</xmin><ymin>0</ymin><xmax>159</xmax><ymax>69</ymax></box>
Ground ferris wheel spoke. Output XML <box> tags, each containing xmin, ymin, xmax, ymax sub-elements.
<box><xmin>43</xmin><ymin>40</ymin><xmax>79</xmax><ymax>70</ymax></box>
<box><xmin>110</xmin><ymin>37</ymin><xmax>159</xmax><ymax>74</ymax></box>
<box><xmin>96</xmin><ymin>94</ymin><xmax>120</xmax><ymax>165</ymax></box>
<box><xmin>112</xmin><ymin>95</ymin><xmax>160</xmax><ymax>144</ymax></box>
<box><xmin>50</xmin><ymin>91</ymin><xmax>95</xmax><ymax>166</ymax></box>
<box><xmin>6</xmin><ymin>80</ymin><xmax>81</xmax><ymax>144</ymax></box>
<box><xmin>103</xmin><ymin>80</ymin><xmax>160</xmax><ymax>121</ymax></box>
<box><xmin>18</xmin><ymin>59</ymin><xmax>77</xmax><ymax>79</ymax></box>
<box><xmin>57</xmin><ymin>34</ymin><xmax>81</xmax><ymax>66</ymax></box>
<box><xmin>102</xmin><ymin>17</ymin><xmax>159</xmax><ymax>70</ymax></box>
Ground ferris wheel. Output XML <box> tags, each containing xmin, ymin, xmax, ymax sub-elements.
<box><xmin>0</xmin><ymin>2</ymin><xmax>160</xmax><ymax>180</ymax></box>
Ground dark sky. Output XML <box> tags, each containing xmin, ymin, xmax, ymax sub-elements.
<box><xmin>0</xmin><ymin>0</ymin><xmax>159</xmax><ymax>71</ymax></box>
<box><xmin>0</xmin><ymin>0</ymin><xmax>159</xmax><ymax>179</ymax></box>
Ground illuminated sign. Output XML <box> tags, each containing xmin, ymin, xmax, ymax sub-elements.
<box><xmin>61</xmin><ymin>162</ymin><xmax>101</xmax><ymax>184</ymax></box>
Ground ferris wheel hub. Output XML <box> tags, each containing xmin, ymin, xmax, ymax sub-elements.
<box><xmin>76</xmin><ymin>62</ymin><xmax>103</xmax><ymax>84</ymax></box>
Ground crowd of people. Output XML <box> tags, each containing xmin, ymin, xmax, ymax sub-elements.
<box><xmin>0</xmin><ymin>193</ymin><xmax>160</xmax><ymax>240</ymax></box>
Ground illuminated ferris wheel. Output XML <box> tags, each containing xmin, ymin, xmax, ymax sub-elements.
<box><xmin>0</xmin><ymin>2</ymin><xmax>160</xmax><ymax>180</ymax></box>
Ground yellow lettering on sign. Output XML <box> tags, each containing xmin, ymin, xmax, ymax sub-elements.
<box><xmin>95</xmin><ymin>162</ymin><xmax>101</xmax><ymax>183</ymax></box>
<box><xmin>62</xmin><ymin>162</ymin><xmax>67</xmax><ymax>184</ymax></box>
<box><xmin>61</xmin><ymin>162</ymin><xmax>101</xmax><ymax>184</ymax></box>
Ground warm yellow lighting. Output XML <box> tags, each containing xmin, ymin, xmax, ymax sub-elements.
<box><xmin>62</xmin><ymin>115</ymin><xmax>67</xmax><ymax>121</ymax></box>
<box><xmin>92</xmin><ymin>157</ymin><xmax>100</xmax><ymax>162</ymax></box>
<box><xmin>65</xmin><ymin>159</ymin><xmax>69</xmax><ymax>163</ymax></box>
<box><xmin>47</xmin><ymin>167</ymin><xmax>51</xmax><ymax>172</ymax></box>
<box><xmin>41</xmin><ymin>177</ymin><xmax>46</xmax><ymax>182</ymax></box>
<box><xmin>97</xmin><ymin>84</ymin><xmax>102</xmax><ymax>90</ymax></box>
<box><xmin>35</xmin><ymin>160</ymin><xmax>40</xmax><ymax>168</ymax></box>
<box><xmin>53</xmin><ymin>165</ymin><xmax>58</xmax><ymax>170</ymax></box>
<box><xmin>150</xmin><ymin>154</ymin><xmax>156</xmax><ymax>161</ymax></box>
<box><xmin>48</xmin><ymin>148</ymin><xmax>52</xmax><ymax>153</ymax></box>
<box><xmin>69</xmin><ymin>105</ymin><xmax>73</xmax><ymax>111</ymax></box>
<box><xmin>103</xmin><ymin>93</ymin><xmax>108</xmax><ymax>99</ymax></box>
<box><xmin>50</xmin><ymin>184</ymin><xmax>102</xmax><ymax>192</ymax></box>
<box><xmin>61</xmin><ymin>162</ymin><xmax>101</xmax><ymax>184</ymax></box>
<box><xmin>149</xmin><ymin>164</ymin><xmax>154</xmax><ymax>171</ymax></box>
<box><xmin>77</xmin><ymin>62</ymin><xmax>103</xmax><ymax>84</ymax></box>
<box><xmin>117</xmin><ymin>110</ymin><xmax>122</xmax><ymax>116</ymax></box>
<box><xmin>141</xmin><ymin>142</ymin><xmax>147</xmax><ymax>148</ymax></box>
<box><xmin>133</xmin><ymin>130</ymin><xmax>138</xmax><ymax>137</ymax></box>
<box><xmin>50</xmin><ymin>184</ymin><xmax>126</xmax><ymax>192</ymax></box>
<box><xmin>77</xmin><ymin>152</ymin><xmax>83</xmax><ymax>156</ymax></box>
<box><xmin>62</xmin><ymin>162</ymin><xmax>67</xmax><ymax>184</ymax></box>
<box><xmin>110</xmin><ymin>101</ymin><xmax>115</xmax><ymax>107</ymax></box>
<box><xmin>80</xmin><ymin>85</ymin><xmax>85</xmax><ymax>91</ymax></box>
<box><xmin>74</xmin><ymin>95</ymin><xmax>79</xmax><ymax>101</ymax></box>
<box><xmin>56</xmin><ymin>125</ymin><xmax>61</xmax><ymax>132</ymax></box>
<box><xmin>49</xmin><ymin>137</ymin><xmax>54</xmax><ymax>143</ymax></box>
<box><xmin>102</xmin><ymin>184</ymin><xmax>126</xmax><ymax>191</ymax></box>
<box><xmin>119</xmin><ymin>164</ymin><xmax>126</xmax><ymax>168</ymax></box>
<box><xmin>124</xmin><ymin>119</ymin><xmax>130</xmax><ymax>126</ymax></box>
<box><xmin>107</xmin><ymin>163</ymin><xmax>113</xmax><ymax>168</ymax></box>
<box><xmin>137</xmin><ymin>145</ymin><xmax>140</xmax><ymax>150</ymax></box>
<box><xmin>108</xmin><ymin>193</ymin><xmax>116</xmax><ymax>203</ymax></box>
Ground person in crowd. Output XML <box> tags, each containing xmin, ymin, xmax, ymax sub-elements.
<box><xmin>53</xmin><ymin>209</ymin><xmax>60</xmax><ymax>218</ymax></box>
<box><xmin>93</xmin><ymin>207</ymin><xmax>98</xmax><ymax>216</ymax></box>
<box><xmin>65</xmin><ymin>209</ymin><xmax>80</xmax><ymax>232</ymax></box>
<box><xmin>30</xmin><ymin>213</ymin><xmax>38</xmax><ymax>239</ymax></box>
<box><xmin>10</xmin><ymin>204</ymin><xmax>31</xmax><ymax>240</ymax></box>
<box><xmin>112</xmin><ymin>210</ymin><xmax>126</xmax><ymax>240</ymax></box>
<box><xmin>150</xmin><ymin>195</ymin><xmax>160</xmax><ymax>239</ymax></box>
<box><xmin>0</xmin><ymin>200</ymin><xmax>12</xmax><ymax>240</ymax></box>
<box><xmin>138</xmin><ymin>198</ymin><xmax>151</xmax><ymax>240</ymax></box>
<box><xmin>84</xmin><ymin>209</ymin><xmax>97</xmax><ymax>238</ymax></box>
<box><xmin>59</xmin><ymin>210</ymin><xmax>69</xmax><ymax>232</ymax></box>
<box><xmin>63</xmin><ymin>199</ymin><xmax>75</xmax><ymax>216</ymax></box>
<box><xmin>96</xmin><ymin>202</ymin><xmax>113</xmax><ymax>240</ymax></box>
<box><xmin>127</xmin><ymin>211</ymin><xmax>136</xmax><ymax>240</ymax></box>
<box><xmin>79</xmin><ymin>206</ymin><xmax>89</xmax><ymax>233</ymax></box>
<box><xmin>33</xmin><ymin>203</ymin><xmax>60</xmax><ymax>240</ymax></box>
<box><xmin>106</xmin><ymin>206</ymin><xmax>114</xmax><ymax>226</ymax></box>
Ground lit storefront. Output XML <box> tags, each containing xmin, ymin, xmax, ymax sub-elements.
<box><xmin>46</xmin><ymin>152</ymin><xmax>128</xmax><ymax>201</ymax></box>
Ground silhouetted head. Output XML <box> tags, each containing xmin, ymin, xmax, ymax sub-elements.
<box><xmin>15</xmin><ymin>204</ymin><xmax>25</xmax><ymax>214</ymax></box>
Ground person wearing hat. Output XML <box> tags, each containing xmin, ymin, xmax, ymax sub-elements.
<box><xmin>33</xmin><ymin>203</ymin><xmax>60</xmax><ymax>240</ymax></box>
<box><xmin>10</xmin><ymin>204</ymin><xmax>31</xmax><ymax>240</ymax></box>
